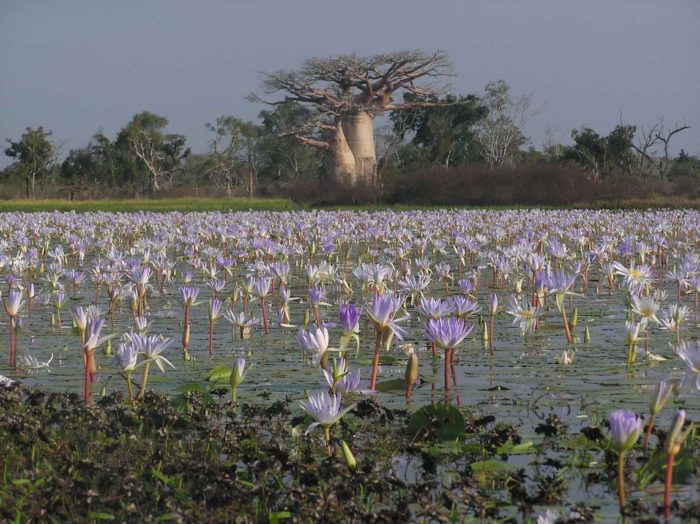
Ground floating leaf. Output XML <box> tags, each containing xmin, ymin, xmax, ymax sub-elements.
<box><xmin>375</xmin><ymin>378</ymin><xmax>407</xmax><ymax>392</ymax></box>
<box><xmin>207</xmin><ymin>364</ymin><xmax>232</xmax><ymax>383</ymax></box>
<box><xmin>407</xmin><ymin>404</ymin><xmax>465</xmax><ymax>441</ymax></box>
<box><xmin>496</xmin><ymin>440</ymin><xmax>535</xmax><ymax>455</ymax></box>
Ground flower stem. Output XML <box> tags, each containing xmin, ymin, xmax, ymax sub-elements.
<box><xmin>9</xmin><ymin>317</ymin><xmax>15</xmax><ymax>369</ymax></box>
<box><xmin>642</xmin><ymin>414</ymin><xmax>655</xmax><ymax>452</ymax></box>
<box><xmin>323</xmin><ymin>426</ymin><xmax>332</xmax><ymax>458</ymax></box>
<box><xmin>617</xmin><ymin>452</ymin><xmax>626</xmax><ymax>512</ymax></box>
<box><xmin>83</xmin><ymin>350</ymin><xmax>92</xmax><ymax>404</ymax></box>
<box><xmin>138</xmin><ymin>361</ymin><xmax>151</xmax><ymax>400</ymax></box>
<box><xmin>561</xmin><ymin>302</ymin><xmax>573</xmax><ymax>344</ymax></box>
<box><xmin>369</xmin><ymin>329</ymin><xmax>382</xmax><ymax>392</ymax></box>
<box><xmin>665</xmin><ymin>453</ymin><xmax>674</xmax><ymax>522</ymax></box>
<box><xmin>261</xmin><ymin>298</ymin><xmax>269</xmax><ymax>335</ymax></box>
<box><xmin>125</xmin><ymin>372</ymin><xmax>135</xmax><ymax>408</ymax></box>
<box><xmin>444</xmin><ymin>348</ymin><xmax>451</xmax><ymax>392</ymax></box>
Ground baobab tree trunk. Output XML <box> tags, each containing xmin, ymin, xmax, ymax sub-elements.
<box><xmin>329</xmin><ymin>121</ymin><xmax>358</xmax><ymax>186</ymax></box>
<box><xmin>342</xmin><ymin>111</ymin><xmax>377</xmax><ymax>186</ymax></box>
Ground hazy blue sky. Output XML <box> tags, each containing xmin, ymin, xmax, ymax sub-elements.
<box><xmin>2</xmin><ymin>0</ymin><xmax>699</xmax><ymax>167</ymax></box>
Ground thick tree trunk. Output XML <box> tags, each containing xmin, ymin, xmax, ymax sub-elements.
<box><xmin>328</xmin><ymin>121</ymin><xmax>358</xmax><ymax>186</ymax></box>
<box><xmin>341</xmin><ymin>111</ymin><xmax>377</xmax><ymax>186</ymax></box>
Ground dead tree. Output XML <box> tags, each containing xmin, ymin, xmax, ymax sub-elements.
<box><xmin>253</xmin><ymin>50</ymin><xmax>452</xmax><ymax>187</ymax></box>
<box><xmin>628</xmin><ymin>117</ymin><xmax>690</xmax><ymax>178</ymax></box>
<box><xmin>130</xmin><ymin>131</ymin><xmax>172</xmax><ymax>192</ymax></box>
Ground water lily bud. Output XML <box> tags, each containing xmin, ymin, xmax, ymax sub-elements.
<box><xmin>649</xmin><ymin>381</ymin><xmax>672</xmax><ymax>416</ymax></box>
<box><xmin>569</xmin><ymin>308</ymin><xmax>578</xmax><ymax>330</ymax></box>
<box><xmin>104</xmin><ymin>338</ymin><xmax>112</xmax><ymax>357</ymax></box>
<box><xmin>182</xmin><ymin>323</ymin><xmax>190</xmax><ymax>349</ymax></box>
<box><xmin>488</xmin><ymin>293</ymin><xmax>498</xmax><ymax>317</ymax></box>
<box><xmin>341</xmin><ymin>440</ymin><xmax>357</xmax><ymax>469</ymax></box>
<box><xmin>584</xmin><ymin>324</ymin><xmax>591</xmax><ymax>343</ymax></box>
<box><xmin>481</xmin><ymin>323</ymin><xmax>489</xmax><ymax>342</ymax></box>
<box><xmin>608</xmin><ymin>409</ymin><xmax>643</xmax><ymax>454</ymax></box>
<box><xmin>666</xmin><ymin>410</ymin><xmax>693</xmax><ymax>457</ymax></box>
<box><xmin>230</xmin><ymin>357</ymin><xmax>247</xmax><ymax>389</ymax></box>
<box><xmin>405</xmin><ymin>350</ymin><xmax>419</xmax><ymax>392</ymax></box>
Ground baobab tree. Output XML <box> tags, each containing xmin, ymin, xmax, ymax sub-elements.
<box><xmin>253</xmin><ymin>50</ymin><xmax>452</xmax><ymax>186</ymax></box>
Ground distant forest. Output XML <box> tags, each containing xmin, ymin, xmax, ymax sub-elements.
<box><xmin>3</xmin><ymin>51</ymin><xmax>698</xmax><ymax>205</ymax></box>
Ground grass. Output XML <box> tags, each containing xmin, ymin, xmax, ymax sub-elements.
<box><xmin>1</xmin><ymin>196</ymin><xmax>698</xmax><ymax>214</ymax></box>
<box><xmin>0</xmin><ymin>197</ymin><xmax>301</xmax><ymax>213</ymax></box>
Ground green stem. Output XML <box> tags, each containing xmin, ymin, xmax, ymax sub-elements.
<box><xmin>642</xmin><ymin>414</ymin><xmax>655</xmax><ymax>452</ymax></box>
<box><xmin>561</xmin><ymin>302</ymin><xmax>573</xmax><ymax>344</ymax></box>
<box><xmin>125</xmin><ymin>371</ymin><xmax>135</xmax><ymax>408</ymax></box>
<box><xmin>323</xmin><ymin>425</ymin><xmax>332</xmax><ymax>457</ymax></box>
<box><xmin>138</xmin><ymin>361</ymin><xmax>151</xmax><ymax>400</ymax></box>
<box><xmin>617</xmin><ymin>452</ymin><xmax>626</xmax><ymax>512</ymax></box>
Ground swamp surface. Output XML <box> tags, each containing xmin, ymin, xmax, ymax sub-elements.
<box><xmin>1</xmin><ymin>209</ymin><xmax>699</xmax><ymax>522</ymax></box>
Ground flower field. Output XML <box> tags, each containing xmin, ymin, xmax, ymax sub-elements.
<box><xmin>1</xmin><ymin>209</ymin><xmax>699</xmax><ymax>522</ymax></box>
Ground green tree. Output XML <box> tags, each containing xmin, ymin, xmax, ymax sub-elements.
<box><xmin>116</xmin><ymin>112</ymin><xmax>189</xmax><ymax>193</ymax></box>
<box><xmin>205</xmin><ymin>116</ymin><xmax>261</xmax><ymax>197</ymax></box>
<box><xmin>257</xmin><ymin>102</ymin><xmax>322</xmax><ymax>186</ymax></box>
<box><xmin>60</xmin><ymin>147</ymin><xmax>98</xmax><ymax>186</ymax></box>
<box><xmin>474</xmin><ymin>80</ymin><xmax>534</xmax><ymax>167</ymax></box>
<box><xmin>668</xmin><ymin>149</ymin><xmax>700</xmax><ymax>179</ymax></box>
<box><xmin>390</xmin><ymin>93</ymin><xmax>487</xmax><ymax>169</ymax></box>
<box><xmin>564</xmin><ymin>124</ymin><xmax>635</xmax><ymax>178</ymax></box>
<box><xmin>4</xmin><ymin>126</ymin><xmax>55</xmax><ymax>198</ymax></box>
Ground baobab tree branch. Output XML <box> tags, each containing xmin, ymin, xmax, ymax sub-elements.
<box><xmin>254</xmin><ymin>49</ymin><xmax>454</xmax><ymax>187</ymax></box>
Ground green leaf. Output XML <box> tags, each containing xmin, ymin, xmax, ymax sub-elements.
<box><xmin>471</xmin><ymin>459</ymin><xmax>517</xmax><ymax>486</ymax></box>
<box><xmin>150</xmin><ymin>467</ymin><xmax>174</xmax><ymax>486</ymax></box>
<box><xmin>176</xmin><ymin>382</ymin><xmax>206</xmax><ymax>394</ymax></box>
<box><xmin>496</xmin><ymin>440</ymin><xmax>535</xmax><ymax>455</ymax></box>
<box><xmin>378</xmin><ymin>355</ymin><xmax>396</xmax><ymax>365</ymax></box>
<box><xmin>88</xmin><ymin>513</ymin><xmax>115</xmax><ymax>521</ymax></box>
<box><xmin>471</xmin><ymin>459</ymin><xmax>515</xmax><ymax>473</ymax></box>
<box><xmin>207</xmin><ymin>364</ymin><xmax>232</xmax><ymax>383</ymax></box>
<box><xmin>375</xmin><ymin>378</ymin><xmax>407</xmax><ymax>392</ymax></box>
<box><xmin>269</xmin><ymin>511</ymin><xmax>292</xmax><ymax>524</ymax></box>
<box><xmin>407</xmin><ymin>404</ymin><xmax>465</xmax><ymax>441</ymax></box>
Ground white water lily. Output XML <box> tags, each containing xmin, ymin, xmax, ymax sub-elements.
<box><xmin>299</xmin><ymin>390</ymin><xmax>354</xmax><ymax>436</ymax></box>
<box><xmin>18</xmin><ymin>353</ymin><xmax>54</xmax><ymax>372</ymax></box>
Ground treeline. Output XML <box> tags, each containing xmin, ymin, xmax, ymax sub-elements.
<box><xmin>2</xmin><ymin>80</ymin><xmax>698</xmax><ymax>203</ymax></box>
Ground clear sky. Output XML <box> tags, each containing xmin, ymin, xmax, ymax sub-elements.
<box><xmin>2</xmin><ymin>0</ymin><xmax>699</xmax><ymax>167</ymax></box>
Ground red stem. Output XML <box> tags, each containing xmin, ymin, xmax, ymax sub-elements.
<box><xmin>369</xmin><ymin>330</ymin><xmax>382</xmax><ymax>392</ymax></box>
<box><xmin>665</xmin><ymin>454</ymin><xmax>674</xmax><ymax>522</ymax></box>
<box><xmin>9</xmin><ymin>318</ymin><xmax>16</xmax><ymax>369</ymax></box>
<box><xmin>444</xmin><ymin>348</ymin><xmax>451</xmax><ymax>392</ymax></box>
<box><xmin>261</xmin><ymin>298</ymin><xmax>269</xmax><ymax>335</ymax></box>
<box><xmin>84</xmin><ymin>350</ymin><xmax>91</xmax><ymax>403</ymax></box>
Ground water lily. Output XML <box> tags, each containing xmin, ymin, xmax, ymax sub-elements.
<box><xmin>608</xmin><ymin>409</ymin><xmax>642</xmax><ymax>510</ymax></box>
<box><xmin>299</xmin><ymin>390</ymin><xmax>355</xmax><ymax>456</ymax></box>
<box><xmin>296</xmin><ymin>324</ymin><xmax>330</xmax><ymax>368</ymax></box>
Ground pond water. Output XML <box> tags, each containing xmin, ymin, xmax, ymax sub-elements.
<box><xmin>2</xmin><ymin>209</ymin><xmax>699</xmax><ymax>520</ymax></box>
